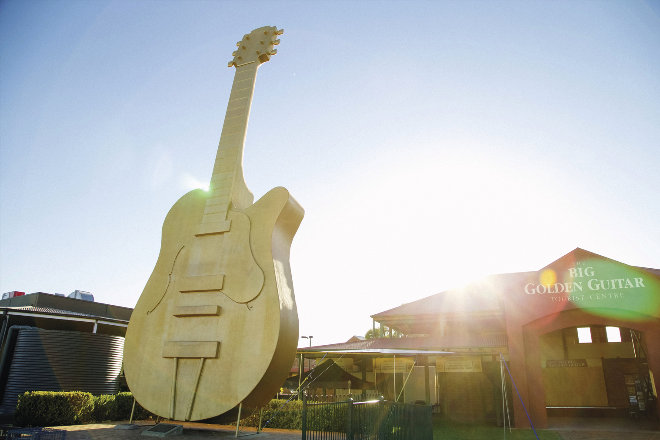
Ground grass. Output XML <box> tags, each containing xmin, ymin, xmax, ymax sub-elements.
<box><xmin>433</xmin><ymin>417</ymin><xmax>562</xmax><ymax>440</ymax></box>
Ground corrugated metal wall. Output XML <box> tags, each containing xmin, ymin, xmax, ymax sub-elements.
<box><xmin>0</xmin><ymin>326</ymin><xmax>124</xmax><ymax>412</ymax></box>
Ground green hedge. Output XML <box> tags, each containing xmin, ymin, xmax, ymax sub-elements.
<box><xmin>14</xmin><ymin>391</ymin><xmax>153</xmax><ymax>427</ymax></box>
<box><xmin>89</xmin><ymin>392</ymin><xmax>152</xmax><ymax>422</ymax></box>
<box><xmin>239</xmin><ymin>399</ymin><xmax>303</xmax><ymax>430</ymax></box>
<box><xmin>15</xmin><ymin>391</ymin><xmax>94</xmax><ymax>426</ymax></box>
<box><xmin>14</xmin><ymin>393</ymin><xmax>339</xmax><ymax>431</ymax></box>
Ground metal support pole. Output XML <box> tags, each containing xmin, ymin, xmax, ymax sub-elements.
<box><xmin>424</xmin><ymin>362</ymin><xmax>430</xmax><ymax>405</ymax></box>
<box><xmin>346</xmin><ymin>398</ymin><xmax>354</xmax><ymax>440</ymax></box>
<box><xmin>235</xmin><ymin>402</ymin><xmax>242</xmax><ymax>438</ymax></box>
<box><xmin>257</xmin><ymin>407</ymin><xmax>263</xmax><ymax>433</ymax></box>
<box><xmin>129</xmin><ymin>397</ymin><xmax>136</xmax><ymax>424</ymax></box>
<box><xmin>301</xmin><ymin>392</ymin><xmax>307</xmax><ymax>440</ymax></box>
<box><xmin>362</xmin><ymin>358</ymin><xmax>367</xmax><ymax>400</ymax></box>
<box><xmin>298</xmin><ymin>353</ymin><xmax>303</xmax><ymax>400</ymax></box>
<box><xmin>393</xmin><ymin>355</ymin><xmax>396</xmax><ymax>402</ymax></box>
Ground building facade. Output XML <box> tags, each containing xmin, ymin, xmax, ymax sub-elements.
<box><xmin>0</xmin><ymin>292</ymin><xmax>132</xmax><ymax>419</ymax></box>
<box><xmin>302</xmin><ymin>248</ymin><xmax>660</xmax><ymax>428</ymax></box>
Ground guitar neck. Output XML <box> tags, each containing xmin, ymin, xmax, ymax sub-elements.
<box><xmin>199</xmin><ymin>62</ymin><xmax>260</xmax><ymax>236</ymax></box>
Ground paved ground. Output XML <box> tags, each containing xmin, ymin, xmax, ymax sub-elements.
<box><xmin>7</xmin><ymin>417</ymin><xmax>658</xmax><ymax>440</ymax></box>
<box><xmin>39</xmin><ymin>421</ymin><xmax>302</xmax><ymax>439</ymax></box>
<box><xmin>556</xmin><ymin>431</ymin><xmax>660</xmax><ymax>440</ymax></box>
<box><xmin>549</xmin><ymin>417</ymin><xmax>660</xmax><ymax>440</ymax></box>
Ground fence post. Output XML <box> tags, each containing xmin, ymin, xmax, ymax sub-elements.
<box><xmin>302</xmin><ymin>392</ymin><xmax>307</xmax><ymax>440</ymax></box>
<box><xmin>378</xmin><ymin>396</ymin><xmax>386</xmax><ymax>440</ymax></box>
<box><xmin>346</xmin><ymin>397</ymin><xmax>354</xmax><ymax>440</ymax></box>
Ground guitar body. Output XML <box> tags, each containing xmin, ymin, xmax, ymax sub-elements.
<box><xmin>123</xmin><ymin>186</ymin><xmax>303</xmax><ymax>420</ymax></box>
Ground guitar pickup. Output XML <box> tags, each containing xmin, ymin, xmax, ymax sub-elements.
<box><xmin>178</xmin><ymin>275</ymin><xmax>225</xmax><ymax>293</ymax></box>
<box><xmin>162</xmin><ymin>341</ymin><xmax>220</xmax><ymax>359</ymax></box>
<box><xmin>173</xmin><ymin>305</ymin><xmax>221</xmax><ymax>317</ymax></box>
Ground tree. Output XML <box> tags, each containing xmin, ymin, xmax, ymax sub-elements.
<box><xmin>365</xmin><ymin>326</ymin><xmax>384</xmax><ymax>339</ymax></box>
<box><xmin>365</xmin><ymin>325</ymin><xmax>404</xmax><ymax>339</ymax></box>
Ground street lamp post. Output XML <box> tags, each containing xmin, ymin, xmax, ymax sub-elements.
<box><xmin>300</xmin><ymin>335</ymin><xmax>313</xmax><ymax>399</ymax></box>
<box><xmin>301</xmin><ymin>335</ymin><xmax>314</xmax><ymax>348</ymax></box>
<box><xmin>301</xmin><ymin>335</ymin><xmax>314</xmax><ymax>370</ymax></box>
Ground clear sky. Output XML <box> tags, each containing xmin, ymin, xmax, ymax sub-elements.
<box><xmin>1</xmin><ymin>0</ymin><xmax>659</xmax><ymax>347</ymax></box>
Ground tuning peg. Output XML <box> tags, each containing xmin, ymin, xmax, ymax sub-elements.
<box><xmin>272</xmin><ymin>39</ymin><xmax>280</xmax><ymax>45</ymax></box>
<box><xmin>236</xmin><ymin>42</ymin><xmax>241</xmax><ymax>47</ymax></box>
<box><xmin>276</xmin><ymin>29</ymin><xmax>284</xmax><ymax>35</ymax></box>
<box><xmin>228</xmin><ymin>61</ymin><xmax>234</xmax><ymax>67</ymax></box>
<box><xmin>232</xmin><ymin>50</ymin><xmax>238</xmax><ymax>56</ymax></box>
<box><xmin>270</xmin><ymin>49</ymin><xmax>277</xmax><ymax>56</ymax></box>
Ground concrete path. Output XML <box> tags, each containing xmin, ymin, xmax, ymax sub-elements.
<box><xmin>30</xmin><ymin>417</ymin><xmax>659</xmax><ymax>440</ymax></box>
<box><xmin>549</xmin><ymin>416</ymin><xmax>660</xmax><ymax>440</ymax></box>
<box><xmin>557</xmin><ymin>431</ymin><xmax>660</xmax><ymax>440</ymax></box>
<box><xmin>46</xmin><ymin>421</ymin><xmax>302</xmax><ymax>439</ymax></box>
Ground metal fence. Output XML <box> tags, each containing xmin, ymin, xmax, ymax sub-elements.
<box><xmin>302</xmin><ymin>397</ymin><xmax>432</xmax><ymax>440</ymax></box>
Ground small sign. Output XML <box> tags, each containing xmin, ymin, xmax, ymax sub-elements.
<box><xmin>376</xmin><ymin>358</ymin><xmax>414</xmax><ymax>373</ymax></box>
<box><xmin>546</xmin><ymin>359</ymin><xmax>587</xmax><ymax>368</ymax></box>
<box><xmin>437</xmin><ymin>356</ymin><xmax>482</xmax><ymax>373</ymax></box>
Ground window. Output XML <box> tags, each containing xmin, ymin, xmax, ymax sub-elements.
<box><xmin>577</xmin><ymin>327</ymin><xmax>592</xmax><ymax>343</ymax></box>
<box><xmin>606</xmin><ymin>326</ymin><xmax>622</xmax><ymax>343</ymax></box>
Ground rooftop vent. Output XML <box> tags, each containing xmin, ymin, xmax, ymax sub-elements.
<box><xmin>68</xmin><ymin>290</ymin><xmax>94</xmax><ymax>302</ymax></box>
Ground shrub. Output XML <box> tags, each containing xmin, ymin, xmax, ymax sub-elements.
<box><xmin>90</xmin><ymin>392</ymin><xmax>153</xmax><ymax>422</ymax></box>
<box><xmin>91</xmin><ymin>394</ymin><xmax>115</xmax><ymax>422</ymax></box>
<box><xmin>240</xmin><ymin>399</ymin><xmax>304</xmax><ymax>430</ymax></box>
<box><xmin>15</xmin><ymin>391</ymin><xmax>94</xmax><ymax>427</ymax></box>
<box><xmin>14</xmin><ymin>391</ymin><xmax>154</xmax><ymax>426</ymax></box>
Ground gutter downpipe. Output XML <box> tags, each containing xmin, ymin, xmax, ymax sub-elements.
<box><xmin>0</xmin><ymin>324</ymin><xmax>18</xmax><ymax>403</ymax></box>
<box><xmin>0</xmin><ymin>311</ymin><xmax>8</xmax><ymax>353</ymax></box>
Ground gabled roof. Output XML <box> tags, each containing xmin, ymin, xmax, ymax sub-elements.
<box><xmin>284</xmin><ymin>360</ymin><xmax>373</xmax><ymax>389</ymax></box>
<box><xmin>0</xmin><ymin>305</ymin><xmax>128</xmax><ymax>325</ymax></box>
<box><xmin>371</xmin><ymin>272</ymin><xmax>527</xmax><ymax>320</ymax></box>
<box><xmin>0</xmin><ymin>292</ymin><xmax>132</xmax><ymax>321</ymax></box>
<box><xmin>541</xmin><ymin>247</ymin><xmax>659</xmax><ymax>276</ymax></box>
<box><xmin>301</xmin><ymin>334</ymin><xmax>506</xmax><ymax>356</ymax></box>
<box><xmin>371</xmin><ymin>248</ymin><xmax>659</xmax><ymax>322</ymax></box>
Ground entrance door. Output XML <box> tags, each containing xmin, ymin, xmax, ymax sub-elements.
<box><xmin>602</xmin><ymin>358</ymin><xmax>649</xmax><ymax>409</ymax></box>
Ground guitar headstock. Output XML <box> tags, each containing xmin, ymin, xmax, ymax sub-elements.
<box><xmin>228</xmin><ymin>26</ymin><xmax>283</xmax><ymax>68</ymax></box>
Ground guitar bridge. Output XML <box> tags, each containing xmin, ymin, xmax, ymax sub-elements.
<box><xmin>177</xmin><ymin>274</ymin><xmax>225</xmax><ymax>293</ymax></box>
<box><xmin>162</xmin><ymin>341</ymin><xmax>220</xmax><ymax>359</ymax></box>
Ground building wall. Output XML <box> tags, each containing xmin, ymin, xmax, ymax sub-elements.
<box><xmin>538</xmin><ymin>327</ymin><xmax>637</xmax><ymax>408</ymax></box>
<box><xmin>436</xmin><ymin>367</ymin><xmax>499</xmax><ymax>423</ymax></box>
<box><xmin>503</xmin><ymin>252</ymin><xmax>660</xmax><ymax>428</ymax></box>
<box><xmin>0</xmin><ymin>326</ymin><xmax>124</xmax><ymax>415</ymax></box>
<box><xmin>403</xmin><ymin>366</ymin><xmax>436</xmax><ymax>405</ymax></box>
<box><xmin>507</xmin><ymin>309</ymin><xmax>660</xmax><ymax>428</ymax></box>
<box><xmin>542</xmin><ymin>362</ymin><xmax>608</xmax><ymax>407</ymax></box>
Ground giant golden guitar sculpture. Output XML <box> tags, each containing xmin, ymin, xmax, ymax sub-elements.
<box><xmin>123</xmin><ymin>26</ymin><xmax>303</xmax><ymax>421</ymax></box>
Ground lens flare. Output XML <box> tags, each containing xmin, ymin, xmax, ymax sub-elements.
<box><xmin>181</xmin><ymin>174</ymin><xmax>210</xmax><ymax>192</ymax></box>
<box><xmin>540</xmin><ymin>269</ymin><xmax>557</xmax><ymax>286</ymax></box>
<box><xmin>566</xmin><ymin>258</ymin><xmax>660</xmax><ymax>320</ymax></box>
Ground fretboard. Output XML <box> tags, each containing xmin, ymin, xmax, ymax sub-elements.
<box><xmin>198</xmin><ymin>62</ymin><xmax>260</xmax><ymax>236</ymax></box>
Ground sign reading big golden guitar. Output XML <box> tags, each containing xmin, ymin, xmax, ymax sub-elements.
<box><xmin>123</xmin><ymin>26</ymin><xmax>304</xmax><ymax>421</ymax></box>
